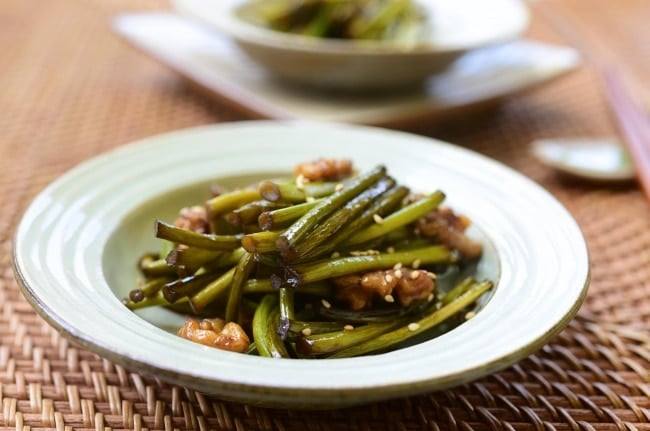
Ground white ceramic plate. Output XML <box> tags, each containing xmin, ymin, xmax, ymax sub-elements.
<box><xmin>113</xmin><ymin>13</ymin><xmax>579</xmax><ymax>127</ymax></box>
<box><xmin>171</xmin><ymin>0</ymin><xmax>530</xmax><ymax>89</ymax></box>
<box><xmin>13</xmin><ymin>121</ymin><xmax>589</xmax><ymax>408</ymax></box>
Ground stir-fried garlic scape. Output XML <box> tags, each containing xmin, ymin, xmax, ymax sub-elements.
<box><xmin>124</xmin><ymin>159</ymin><xmax>493</xmax><ymax>358</ymax></box>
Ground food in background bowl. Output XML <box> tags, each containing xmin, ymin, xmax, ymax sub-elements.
<box><xmin>171</xmin><ymin>0</ymin><xmax>530</xmax><ymax>90</ymax></box>
<box><xmin>251</xmin><ymin>0</ymin><xmax>428</xmax><ymax>43</ymax></box>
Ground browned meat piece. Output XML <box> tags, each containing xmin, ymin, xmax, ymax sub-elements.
<box><xmin>332</xmin><ymin>274</ymin><xmax>375</xmax><ymax>310</ymax></box>
<box><xmin>293</xmin><ymin>158</ymin><xmax>353</xmax><ymax>181</ymax></box>
<box><xmin>360</xmin><ymin>270</ymin><xmax>397</xmax><ymax>297</ymax></box>
<box><xmin>416</xmin><ymin>207</ymin><xmax>483</xmax><ymax>259</ymax></box>
<box><xmin>393</xmin><ymin>268</ymin><xmax>435</xmax><ymax>306</ymax></box>
<box><xmin>333</xmin><ymin>268</ymin><xmax>435</xmax><ymax>310</ymax></box>
<box><xmin>174</xmin><ymin>205</ymin><xmax>209</xmax><ymax>234</ymax></box>
<box><xmin>177</xmin><ymin>317</ymin><xmax>250</xmax><ymax>353</ymax></box>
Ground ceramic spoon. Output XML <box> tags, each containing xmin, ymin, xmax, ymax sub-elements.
<box><xmin>532</xmin><ymin>137</ymin><xmax>635</xmax><ymax>182</ymax></box>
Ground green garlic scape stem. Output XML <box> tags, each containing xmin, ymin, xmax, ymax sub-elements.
<box><xmin>329</xmin><ymin>280</ymin><xmax>494</xmax><ymax>358</ymax></box>
<box><xmin>252</xmin><ymin>295</ymin><xmax>291</xmax><ymax>358</ymax></box>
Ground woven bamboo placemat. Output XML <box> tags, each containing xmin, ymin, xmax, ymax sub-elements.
<box><xmin>2</xmin><ymin>0</ymin><xmax>650</xmax><ymax>429</ymax></box>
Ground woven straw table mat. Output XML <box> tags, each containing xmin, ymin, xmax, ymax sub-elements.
<box><xmin>2</xmin><ymin>0</ymin><xmax>650</xmax><ymax>430</ymax></box>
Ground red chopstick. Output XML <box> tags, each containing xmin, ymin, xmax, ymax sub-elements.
<box><xmin>599</xmin><ymin>68</ymin><xmax>650</xmax><ymax>200</ymax></box>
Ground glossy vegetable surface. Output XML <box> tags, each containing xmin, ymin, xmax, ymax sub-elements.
<box><xmin>124</xmin><ymin>161</ymin><xmax>494</xmax><ymax>358</ymax></box>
